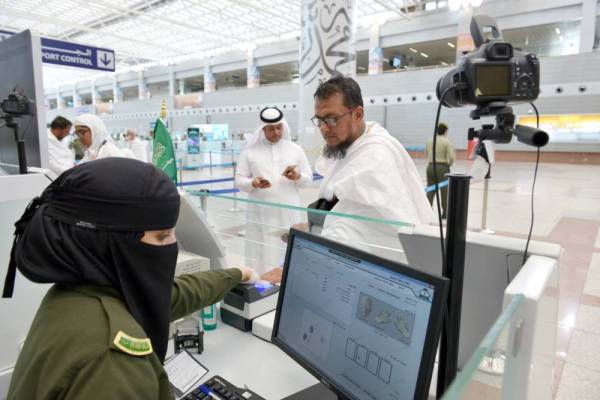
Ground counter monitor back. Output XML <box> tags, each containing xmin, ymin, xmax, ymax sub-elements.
<box><xmin>272</xmin><ymin>229</ymin><xmax>449</xmax><ymax>400</ymax></box>
<box><xmin>0</xmin><ymin>30</ymin><xmax>48</xmax><ymax>172</ymax></box>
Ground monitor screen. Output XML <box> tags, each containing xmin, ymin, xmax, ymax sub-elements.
<box><xmin>196</xmin><ymin>124</ymin><xmax>229</xmax><ymax>141</ymax></box>
<box><xmin>474</xmin><ymin>64</ymin><xmax>511</xmax><ymax>97</ymax></box>
<box><xmin>273</xmin><ymin>230</ymin><xmax>448</xmax><ymax>400</ymax></box>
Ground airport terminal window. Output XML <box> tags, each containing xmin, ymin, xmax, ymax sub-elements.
<box><xmin>47</xmin><ymin>98</ymin><xmax>57</xmax><ymax>110</ymax></box>
<box><xmin>214</xmin><ymin>69</ymin><xmax>247</xmax><ymax>90</ymax></box>
<box><xmin>80</xmin><ymin>93</ymin><xmax>92</xmax><ymax>105</ymax></box>
<box><xmin>382</xmin><ymin>37</ymin><xmax>456</xmax><ymax>71</ymax></box>
<box><xmin>63</xmin><ymin>95</ymin><xmax>73</xmax><ymax>108</ymax></box>
<box><xmin>184</xmin><ymin>76</ymin><xmax>204</xmax><ymax>93</ymax></box>
<box><xmin>122</xmin><ymin>86</ymin><xmax>139</xmax><ymax>101</ymax></box>
<box><xmin>99</xmin><ymin>90</ymin><xmax>113</xmax><ymax>103</ymax></box>
<box><xmin>260</xmin><ymin>61</ymin><xmax>299</xmax><ymax>85</ymax></box>
<box><xmin>147</xmin><ymin>81</ymin><xmax>170</xmax><ymax>97</ymax></box>
<box><xmin>503</xmin><ymin>21</ymin><xmax>581</xmax><ymax>57</ymax></box>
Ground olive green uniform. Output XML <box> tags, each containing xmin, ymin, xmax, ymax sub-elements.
<box><xmin>7</xmin><ymin>268</ymin><xmax>242</xmax><ymax>400</ymax></box>
<box><xmin>425</xmin><ymin>135</ymin><xmax>455</xmax><ymax>218</ymax></box>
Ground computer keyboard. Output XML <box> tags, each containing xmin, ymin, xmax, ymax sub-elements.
<box><xmin>181</xmin><ymin>375</ymin><xmax>266</xmax><ymax>400</ymax></box>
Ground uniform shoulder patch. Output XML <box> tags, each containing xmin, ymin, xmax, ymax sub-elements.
<box><xmin>113</xmin><ymin>330</ymin><xmax>153</xmax><ymax>356</ymax></box>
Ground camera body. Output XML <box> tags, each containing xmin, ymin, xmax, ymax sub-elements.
<box><xmin>436</xmin><ymin>15</ymin><xmax>540</xmax><ymax>108</ymax></box>
<box><xmin>1</xmin><ymin>92</ymin><xmax>34</xmax><ymax>116</ymax></box>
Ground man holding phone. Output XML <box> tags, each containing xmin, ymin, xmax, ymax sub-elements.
<box><xmin>235</xmin><ymin>107</ymin><xmax>312</xmax><ymax>273</ymax></box>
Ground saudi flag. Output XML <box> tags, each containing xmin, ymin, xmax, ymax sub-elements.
<box><xmin>152</xmin><ymin>118</ymin><xmax>177</xmax><ymax>184</ymax></box>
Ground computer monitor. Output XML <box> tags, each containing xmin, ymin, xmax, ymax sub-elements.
<box><xmin>272</xmin><ymin>229</ymin><xmax>449</xmax><ymax>400</ymax></box>
<box><xmin>175</xmin><ymin>192</ymin><xmax>229</xmax><ymax>270</ymax></box>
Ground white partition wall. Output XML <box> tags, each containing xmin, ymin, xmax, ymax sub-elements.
<box><xmin>0</xmin><ymin>173</ymin><xmax>53</xmax><ymax>397</ymax></box>
<box><xmin>502</xmin><ymin>255</ymin><xmax>559</xmax><ymax>400</ymax></box>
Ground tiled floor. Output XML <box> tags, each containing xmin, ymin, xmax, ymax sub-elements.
<box><xmin>181</xmin><ymin>156</ymin><xmax>600</xmax><ymax>399</ymax></box>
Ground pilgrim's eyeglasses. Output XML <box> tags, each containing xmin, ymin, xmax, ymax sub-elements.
<box><xmin>311</xmin><ymin>109</ymin><xmax>354</xmax><ymax>128</ymax></box>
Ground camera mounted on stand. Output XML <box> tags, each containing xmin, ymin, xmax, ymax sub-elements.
<box><xmin>436</xmin><ymin>15</ymin><xmax>548</xmax><ymax>148</ymax></box>
<box><xmin>433</xmin><ymin>15</ymin><xmax>550</xmax><ymax>396</ymax></box>
<box><xmin>0</xmin><ymin>88</ymin><xmax>36</xmax><ymax>174</ymax></box>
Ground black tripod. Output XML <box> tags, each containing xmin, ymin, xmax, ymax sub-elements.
<box><xmin>1</xmin><ymin>114</ymin><xmax>28</xmax><ymax>174</ymax></box>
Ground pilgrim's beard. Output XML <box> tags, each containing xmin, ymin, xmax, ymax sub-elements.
<box><xmin>323</xmin><ymin>135</ymin><xmax>354</xmax><ymax>159</ymax></box>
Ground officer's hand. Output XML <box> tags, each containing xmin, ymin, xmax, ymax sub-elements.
<box><xmin>261</xmin><ymin>267</ymin><xmax>283</xmax><ymax>284</ymax></box>
<box><xmin>238</xmin><ymin>266</ymin><xmax>259</xmax><ymax>283</ymax></box>
<box><xmin>292</xmin><ymin>222</ymin><xmax>309</xmax><ymax>232</ymax></box>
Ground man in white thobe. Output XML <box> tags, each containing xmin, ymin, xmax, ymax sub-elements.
<box><xmin>235</xmin><ymin>107</ymin><xmax>312</xmax><ymax>274</ymax></box>
<box><xmin>125</xmin><ymin>129</ymin><xmax>149</xmax><ymax>162</ymax></box>
<box><xmin>47</xmin><ymin>116</ymin><xmax>75</xmax><ymax>175</ymax></box>
<box><xmin>74</xmin><ymin>114</ymin><xmax>135</xmax><ymax>162</ymax></box>
<box><xmin>261</xmin><ymin>76</ymin><xmax>433</xmax><ymax>283</ymax></box>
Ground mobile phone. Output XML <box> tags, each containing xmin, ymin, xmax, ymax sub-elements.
<box><xmin>283</xmin><ymin>165</ymin><xmax>297</xmax><ymax>175</ymax></box>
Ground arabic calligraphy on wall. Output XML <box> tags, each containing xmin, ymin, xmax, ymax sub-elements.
<box><xmin>300</xmin><ymin>0</ymin><xmax>357</xmax><ymax>87</ymax></box>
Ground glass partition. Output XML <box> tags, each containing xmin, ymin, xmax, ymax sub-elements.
<box><xmin>442</xmin><ymin>294</ymin><xmax>525</xmax><ymax>400</ymax></box>
<box><xmin>182</xmin><ymin>184</ymin><xmax>558</xmax><ymax>399</ymax></box>
<box><xmin>185</xmin><ymin>189</ymin><xmax>415</xmax><ymax>276</ymax></box>
<box><xmin>442</xmin><ymin>253</ymin><xmax>558</xmax><ymax>400</ymax></box>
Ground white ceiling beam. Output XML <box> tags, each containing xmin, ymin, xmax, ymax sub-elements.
<box><xmin>80</xmin><ymin>0</ymin><xmax>238</xmax><ymax>42</ymax></box>
<box><xmin>235</xmin><ymin>0</ymin><xmax>300</xmax><ymax>28</ymax></box>
<box><xmin>374</xmin><ymin>0</ymin><xmax>412</xmax><ymax>20</ymax></box>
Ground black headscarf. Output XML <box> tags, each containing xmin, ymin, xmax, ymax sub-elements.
<box><xmin>2</xmin><ymin>158</ymin><xmax>181</xmax><ymax>362</ymax></box>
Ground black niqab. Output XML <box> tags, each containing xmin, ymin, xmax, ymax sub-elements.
<box><xmin>2</xmin><ymin>158</ymin><xmax>181</xmax><ymax>362</ymax></box>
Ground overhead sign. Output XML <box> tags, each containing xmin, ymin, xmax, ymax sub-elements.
<box><xmin>41</xmin><ymin>37</ymin><xmax>115</xmax><ymax>72</ymax></box>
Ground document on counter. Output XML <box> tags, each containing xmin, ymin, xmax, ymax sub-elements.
<box><xmin>164</xmin><ymin>350</ymin><xmax>208</xmax><ymax>399</ymax></box>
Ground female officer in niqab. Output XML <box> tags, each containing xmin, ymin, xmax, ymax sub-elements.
<box><xmin>3</xmin><ymin>158</ymin><xmax>256</xmax><ymax>399</ymax></box>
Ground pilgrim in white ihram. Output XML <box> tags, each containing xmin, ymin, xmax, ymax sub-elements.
<box><xmin>47</xmin><ymin>129</ymin><xmax>74</xmax><ymax>175</ymax></box>
<box><xmin>316</xmin><ymin>121</ymin><xmax>434</xmax><ymax>261</ymax></box>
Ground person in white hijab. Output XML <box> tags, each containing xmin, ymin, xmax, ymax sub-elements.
<box><xmin>73</xmin><ymin>114</ymin><xmax>135</xmax><ymax>162</ymax></box>
<box><xmin>235</xmin><ymin>107</ymin><xmax>312</xmax><ymax>274</ymax></box>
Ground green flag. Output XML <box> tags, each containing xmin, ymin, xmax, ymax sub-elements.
<box><xmin>152</xmin><ymin>118</ymin><xmax>177</xmax><ymax>184</ymax></box>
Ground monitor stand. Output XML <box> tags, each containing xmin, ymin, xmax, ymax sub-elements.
<box><xmin>282</xmin><ymin>383</ymin><xmax>340</xmax><ymax>400</ymax></box>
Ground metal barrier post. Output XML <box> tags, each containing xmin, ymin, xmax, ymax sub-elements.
<box><xmin>198</xmin><ymin>189</ymin><xmax>209</xmax><ymax>214</ymax></box>
<box><xmin>178</xmin><ymin>158</ymin><xmax>184</xmax><ymax>186</ymax></box>
<box><xmin>480</xmin><ymin>166</ymin><xmax>495</xmax><ymax>234</ymax></box>
<box><xmin>209</xmin><ymin>151</ymin><xmax>213</xmax><ymax>176</ymax></box>
<box><xmin>229</xmin><ymin>160</ymin><xmax>242</xmax><ymax>212</ymax></box>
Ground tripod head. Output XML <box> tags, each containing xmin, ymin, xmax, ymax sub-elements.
<box><xmin>468</xmin><ymin>101</ymin><xmax>549</xmax><ymax>148</ymax></box>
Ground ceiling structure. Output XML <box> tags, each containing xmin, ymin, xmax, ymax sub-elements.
<box><xmin>0</xmin><ymin>0</ymin><xmax>434</xmax><ymax>69</ymax></box>
<box><xmin>0</xmin><ymin>1</ymin><xmax>582</xmax><ymax>90</ymax></box>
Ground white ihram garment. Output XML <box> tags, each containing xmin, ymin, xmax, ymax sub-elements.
<box><xmin>47</xmin><ymin>130</ymin><xmax>74</xmax><ymax>175</ymax></box>
<box><xmin>128</xmin><ymin>137</ymin><xmax>149</xmax><ymax>162</ymax></box>
<box><xmin>235</xmin><ymin>122</ymin><xmax>312</xmax><ymax>273</ymax></box>
<box><xmin>316</xmin><ymin>121</ymin><xmax>433</xmax><ymax>262</ymax></box>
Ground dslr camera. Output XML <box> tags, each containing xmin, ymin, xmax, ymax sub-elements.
<box><xmin>1</xmin><ymin>91</ymin><xmax>34</xmax><ymax>116</ymax></box>
<box><xmin>437</xmin><ymin>15</ymin><xmax>540</xmax><ymax>108</ymax></box>
<box><xmin>436</xmin><ymin>15</ymin><xmax>547</xmax><ymax>147</ymax></box>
